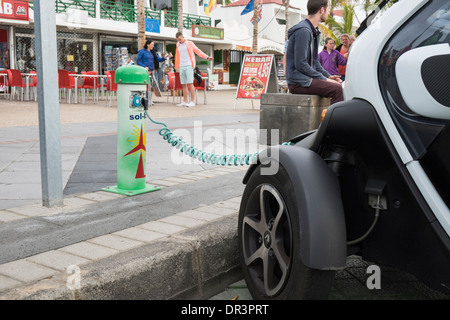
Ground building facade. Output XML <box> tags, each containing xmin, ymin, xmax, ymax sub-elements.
<box><xmin>0</xmin><ymin>0</ymin><xmax>305</xmax><ymax>87</ymax></box>
<box><xmin>0</xmin><ymin>0</ymin><xmax>230</xmax><ymax>78</ymax></box>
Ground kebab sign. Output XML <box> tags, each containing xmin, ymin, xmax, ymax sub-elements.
<box><xmin>234</xmin><ymin>54</ymin><xmax>278</xmax><ymax>109</ymax></box>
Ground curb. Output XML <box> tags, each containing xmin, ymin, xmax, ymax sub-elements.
<box><xmin>0</xmin><ymin>209</ymin><xmax>242</xmax><ymax>300</ymax></box>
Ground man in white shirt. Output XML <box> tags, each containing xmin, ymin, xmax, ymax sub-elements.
<box><xmin>174</xmin><ymin>32</ymin><xmax>213</xmax><ymax>107</ymax></box>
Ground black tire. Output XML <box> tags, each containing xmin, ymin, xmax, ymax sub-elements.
<box><xmin>238</xmin><ymin>164</ymin><xmax>335</xmax><ymax>300</ymax></box>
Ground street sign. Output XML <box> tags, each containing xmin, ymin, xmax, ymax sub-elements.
<box><xmin>0</xmin><ymin>0</ymin><xmax>29</xmax><ymax>21</ymax></box>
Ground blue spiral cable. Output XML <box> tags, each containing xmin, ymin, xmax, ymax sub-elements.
<box><xmin>144</xmin><ymin>110</ymin><xmax>261</xmax><ymax>166</ymax></box>
<box><xmin>144</xmin><ymin>110</ymin><xmax>291</xmax><ymax>166</ymax></box>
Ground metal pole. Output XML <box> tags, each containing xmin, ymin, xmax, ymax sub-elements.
<box><xmin>34</xmin><ymin>0</ymin><xmax>63</xmax><ymax>207</ymax></box>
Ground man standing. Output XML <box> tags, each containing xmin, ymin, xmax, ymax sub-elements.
<box><xmin>286</xmin><ymin>0</ymin><xmax>344</xmax><ymax>105</ymax></box>
<box><xmin>174</xmin><ymin>32</ymin><xmax>213</xmax><ymax>107</ymax></box>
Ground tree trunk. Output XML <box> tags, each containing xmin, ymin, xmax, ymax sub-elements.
<box><xmin>137</xmin><ymin>0</ymin><xmax>146</xmax><ymax>50</ymax></box>
<box><xmin>178</xmin><ymin>0</ymin><xmax>183</xmax><ymax>33</ymax></box>
<box><xmin>252</xmin><ymin>0</ymin><xmax>258</xmax><ymax>54</ymax></box>
<box><xmin>284</xmin><ymin>0</ymin><xmax>289</xmax><ymax>42</ymax></box>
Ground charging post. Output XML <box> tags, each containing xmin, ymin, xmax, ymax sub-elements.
<box><xmin>102</xmin><ymin>65</ymin><xmax>160</xmax><ymax>196</ymax></box>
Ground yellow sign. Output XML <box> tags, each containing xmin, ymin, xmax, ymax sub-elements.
<box><xmin>67</xmin><ymin>55</ymin><xmax>74</xmax><ymax>62</ymax></box>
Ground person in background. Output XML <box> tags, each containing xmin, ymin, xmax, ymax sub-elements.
<box><xmin>318</xmin><ymin>37</ymin><xmax>347</xmax><ymax>79</ymax></box>
<box><xmin>125</xmin><ymin>56</ymin><xmax>134</xmax><ymax>65</ymax></box>
<box><xmin>283</xmin><ymin>39</ymin><xmax>289</xmax><ymax>76</ymax></box>
<box><xmin>174</xmin><ymin>31</ymin><xmax>213</xmax><ymax>107</ymax></box>
<box><xmin>285</xmin><ymin>0</ymin><xmax>344</xmax><ymax>105</ymax></box>
<box><xmin>349</xmin><ymin>35</ymin><xmax>356</xmax><ymax>46</ymax></box>
<box><xmin>335</xmin><ymin>34</ymin><xmax>350</xmax><ymax>81</ymax></box>
<box><xmin>137</xmin><ymin>39</ymin><xmax>171</xmax><ymax>74</ymax></box>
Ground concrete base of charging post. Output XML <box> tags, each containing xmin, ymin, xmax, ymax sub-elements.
<box><xmin>260</xmin><ymin>93</ymin><xmax>330</xmax><ymax>145</ymax></box>
<box><xmin>102</xmin><ymin>185</ymin><xmax>161</xmax><ymax>196</ymax></box>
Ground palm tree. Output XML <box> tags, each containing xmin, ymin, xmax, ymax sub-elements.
<box><xmin>252</xmin><ymin>0</ymin><xmax>259</xmax><ymax>54</ymax></box>
<box><xmin>283</xmin><ymin>0</ymin><xmax>290</xmax><ymax>42</ymax></box>
<box><xmin>320</xmin><ymin>2</ymin><xmax>356</xmax><ymax>45</ymax></box>
<box><xmin>329</xmin><ymin>0</ymin><xmax>345</xmax><ymax>17</ymax></box>
<box><xmin>178</xmin><ymin>0</ymin><xmax>183</xmax><ymax>33</ymax></box>
<box><xmin>361</xmin><ymin>0</ymin><xmax>399</xmax><ymax>17</ymax></box>
<box><xmin>137</xmin><ymin>0</ymin><xmax>146</xmax><ymax>50</ymax></box>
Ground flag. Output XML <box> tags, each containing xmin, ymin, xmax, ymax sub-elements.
<box><xmin>204</xmin><ymin>0</ymin><xmax>217</xmax><ymax>16</ymax></box>
<box><xmin>250</xmin><ymin>0</ymin><xmax>263</xmax><ymax>24</ymax></box>
<box><xmin>240</xmin><ymin>0</ymin><xmax>254</xmax><ymax>15</ymax></box>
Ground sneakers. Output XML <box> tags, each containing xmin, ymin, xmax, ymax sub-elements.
<box><xmin>176</xmin><ymin>101</ymin><xmax>195</xmax><ymax>107</ymax></box>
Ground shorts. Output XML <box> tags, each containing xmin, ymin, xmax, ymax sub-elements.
<box><xmin>179</xmin><ymin>66</ymin><xmax>194</xmax><ymax>85</ymax></box>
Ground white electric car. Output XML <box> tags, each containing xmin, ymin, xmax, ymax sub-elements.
<box><xmin>238</xmin><ymin>0</ymin><xmax>450</xmax><ymax>299</ymax></box>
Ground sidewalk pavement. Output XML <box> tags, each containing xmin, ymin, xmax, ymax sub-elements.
<box><xmin>0</xmin><ymin>90</ymin><xmax>449</xmax><ymax>300</ymax></box>
<box><xmin>0</xmin><ymin>90</ymin><xmax>258</xmax><ymax>299</ymax></box>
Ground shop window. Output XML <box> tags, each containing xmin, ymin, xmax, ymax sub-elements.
<box><xmin>15</xmin><ymin>28</ymin><xmax>95</xmax><ymax>73</ymax></box>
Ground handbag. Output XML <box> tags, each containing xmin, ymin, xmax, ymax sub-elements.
<box><xmin>194</xmin><ymin>67</ymin><xmax>202</xmax><ymax>86</ymax></box>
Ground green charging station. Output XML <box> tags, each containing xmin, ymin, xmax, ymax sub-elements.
<box><xmin>102</xmin><ymin>65</ymin><xmax>161</xmax><ymax>196</ymax></box>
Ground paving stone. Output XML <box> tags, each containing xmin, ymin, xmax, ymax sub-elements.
<box><xmin>113</xmin><ymin>228</ymin><xmax>166</xmax><ymax>243</ymax></box>
<box><xmin>0</xmin><ymin>260</ymin><xmax>57</xmax><ymax>283</ymax></box>
<box><xmin>59</xmin><ymin>242</ymin><xmax>119</xmax><ymax>260</ymax></box>
<box><xmin>149</xmin><ymin>179</ymin><xmax>179</xmax><ymax>187</ymax></box>
<box><xmin>195</xmin><ymin>205</ymin><xmax>237</xmax><ymax>216</ymax></box>
<box><xmin>226</xmin><ymin>197</ymin><xmax>242</xmax><ymax>204</ymax></box>
<box><xmin>0</xmin><ymin>210</ymin><xmax>26</xmax><ymax>223</ymax></box>
<box><xmin>177</xmin><ymin>209</ymin><xmax>222</xmax><ymax>221</ymax></box>
<box><xmin>159</xmin><ymin>215</ymin><xmax>206</xmax><ymax>228</ymax></box>
<box><xmin>0</xmin><ymin>275</ymin><xmax>22</xmax><ymax>291</ymax></box>
<box><xmin>177</xmin><ymin>174</ymin><xmax>206</xmax><ymax>181</ymax></box>
<box><xmin>7</xmin><ymin>204</ymin><xmax>62</xmax><ymax>217</ymax></box>
<box><xmin>163</xmin><ymin>177</ymin><xmax>193</xmax><ymax>184</ymax></box>
<box><xmin>27</xmin><ymin>250</ymin><xmax>90</xmax><ymax>272</ymax></box>
<box><xmin>77</xmin><ymin>192</ymin><xmax>121</xmax><ymax>202</ymax></box>
<box><xmin>63</xmin><ymin>197</ymin><xmax>96</xmax><ymax>208</ymax></box>
<box><xmin>188</xmin><ymin>171</ymin><xmax>219</xmax><ymax>178</ymax></box>
<box><xmin>137</xmin><ymin>221</ymin><xmax>186</xmax><ymax>235</ymax></box>
<box><xmin>88</xmin><ymin>234</ymin><xmax>144</xmax><ymax>251</ymax></box>
<box><xmin>211</xmin><ymin>200</ymin><xmax>241</xmax><ymax>210</ymax></box>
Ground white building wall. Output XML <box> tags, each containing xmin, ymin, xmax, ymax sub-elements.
<box><xmin>211</xmin><ymin>2</ymin><xmax>301</xmax><ymax>52</ymax></box>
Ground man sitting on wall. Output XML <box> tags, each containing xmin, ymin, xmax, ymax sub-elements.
<box><xmin>285</xmin><ymin>0</ymin><xmax>344</xmax><ymax>105</ymax></box>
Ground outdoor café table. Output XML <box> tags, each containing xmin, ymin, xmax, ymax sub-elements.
<box><xmin>21</xmin><ymin>73</ymin><xmax>34</xmax><ymax>101</ymax></box>
<box><xmin>201</xmin><ymin>76</ymin><xmax>208</xmax><ymax>105</ymax></box>
<box><xmin>69</xmin><ymin>74</ymin><xmax>107</xmax><ymax>104</ymax></box>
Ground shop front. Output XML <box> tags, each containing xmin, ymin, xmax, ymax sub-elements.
<box><xmin>100</xmin><ymin>35</ymin><xmax>138</xmax><ymax>74</ymax></box>
<box><xmin>15</xmin><ymin>27</ymin><xmax>98</xmax><ymax>73</ymax></box>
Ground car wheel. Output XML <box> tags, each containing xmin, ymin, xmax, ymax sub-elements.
<box><xmin>238</xmin><ymin>165</ymin><xmax>335</xmax><ymax>299</ymax></box>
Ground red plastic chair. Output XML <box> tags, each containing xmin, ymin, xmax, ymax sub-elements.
<box><xmin>166</xmin><ymin>72</ymin><xmax>175</xmax><ymax>102</ymax></box>
<box><xmin>6</xmin><ymin>69</ymin><xmax>26</xmax><ymax>101</ymax></box>
<box><xmin>28</xmin><ymin>71</ymin><xmax>37</xmax><ymax>101</ymax></box>
<box><xmin>168</xmin><ymin>72</ymin><xmax>183</xmax><ymax>103</ymax></box>
<box><xmin>194</xmin><ymin>72</ymin><xmax>207</xmax><ymax>105</ymax></box>
<box><xmin>81</xmin><ymin>71</ymin><xmax>99</xmax><ymax>103</ymax></box>
<box><xmin>105</xmin><ymin>70</ymin><xmax>117</xmax><ymax>107</ymax></box>
<box><xmin>58</xmin><ymin>69</ymin><xmax>75</xmax><ymax>103</ymax></box>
